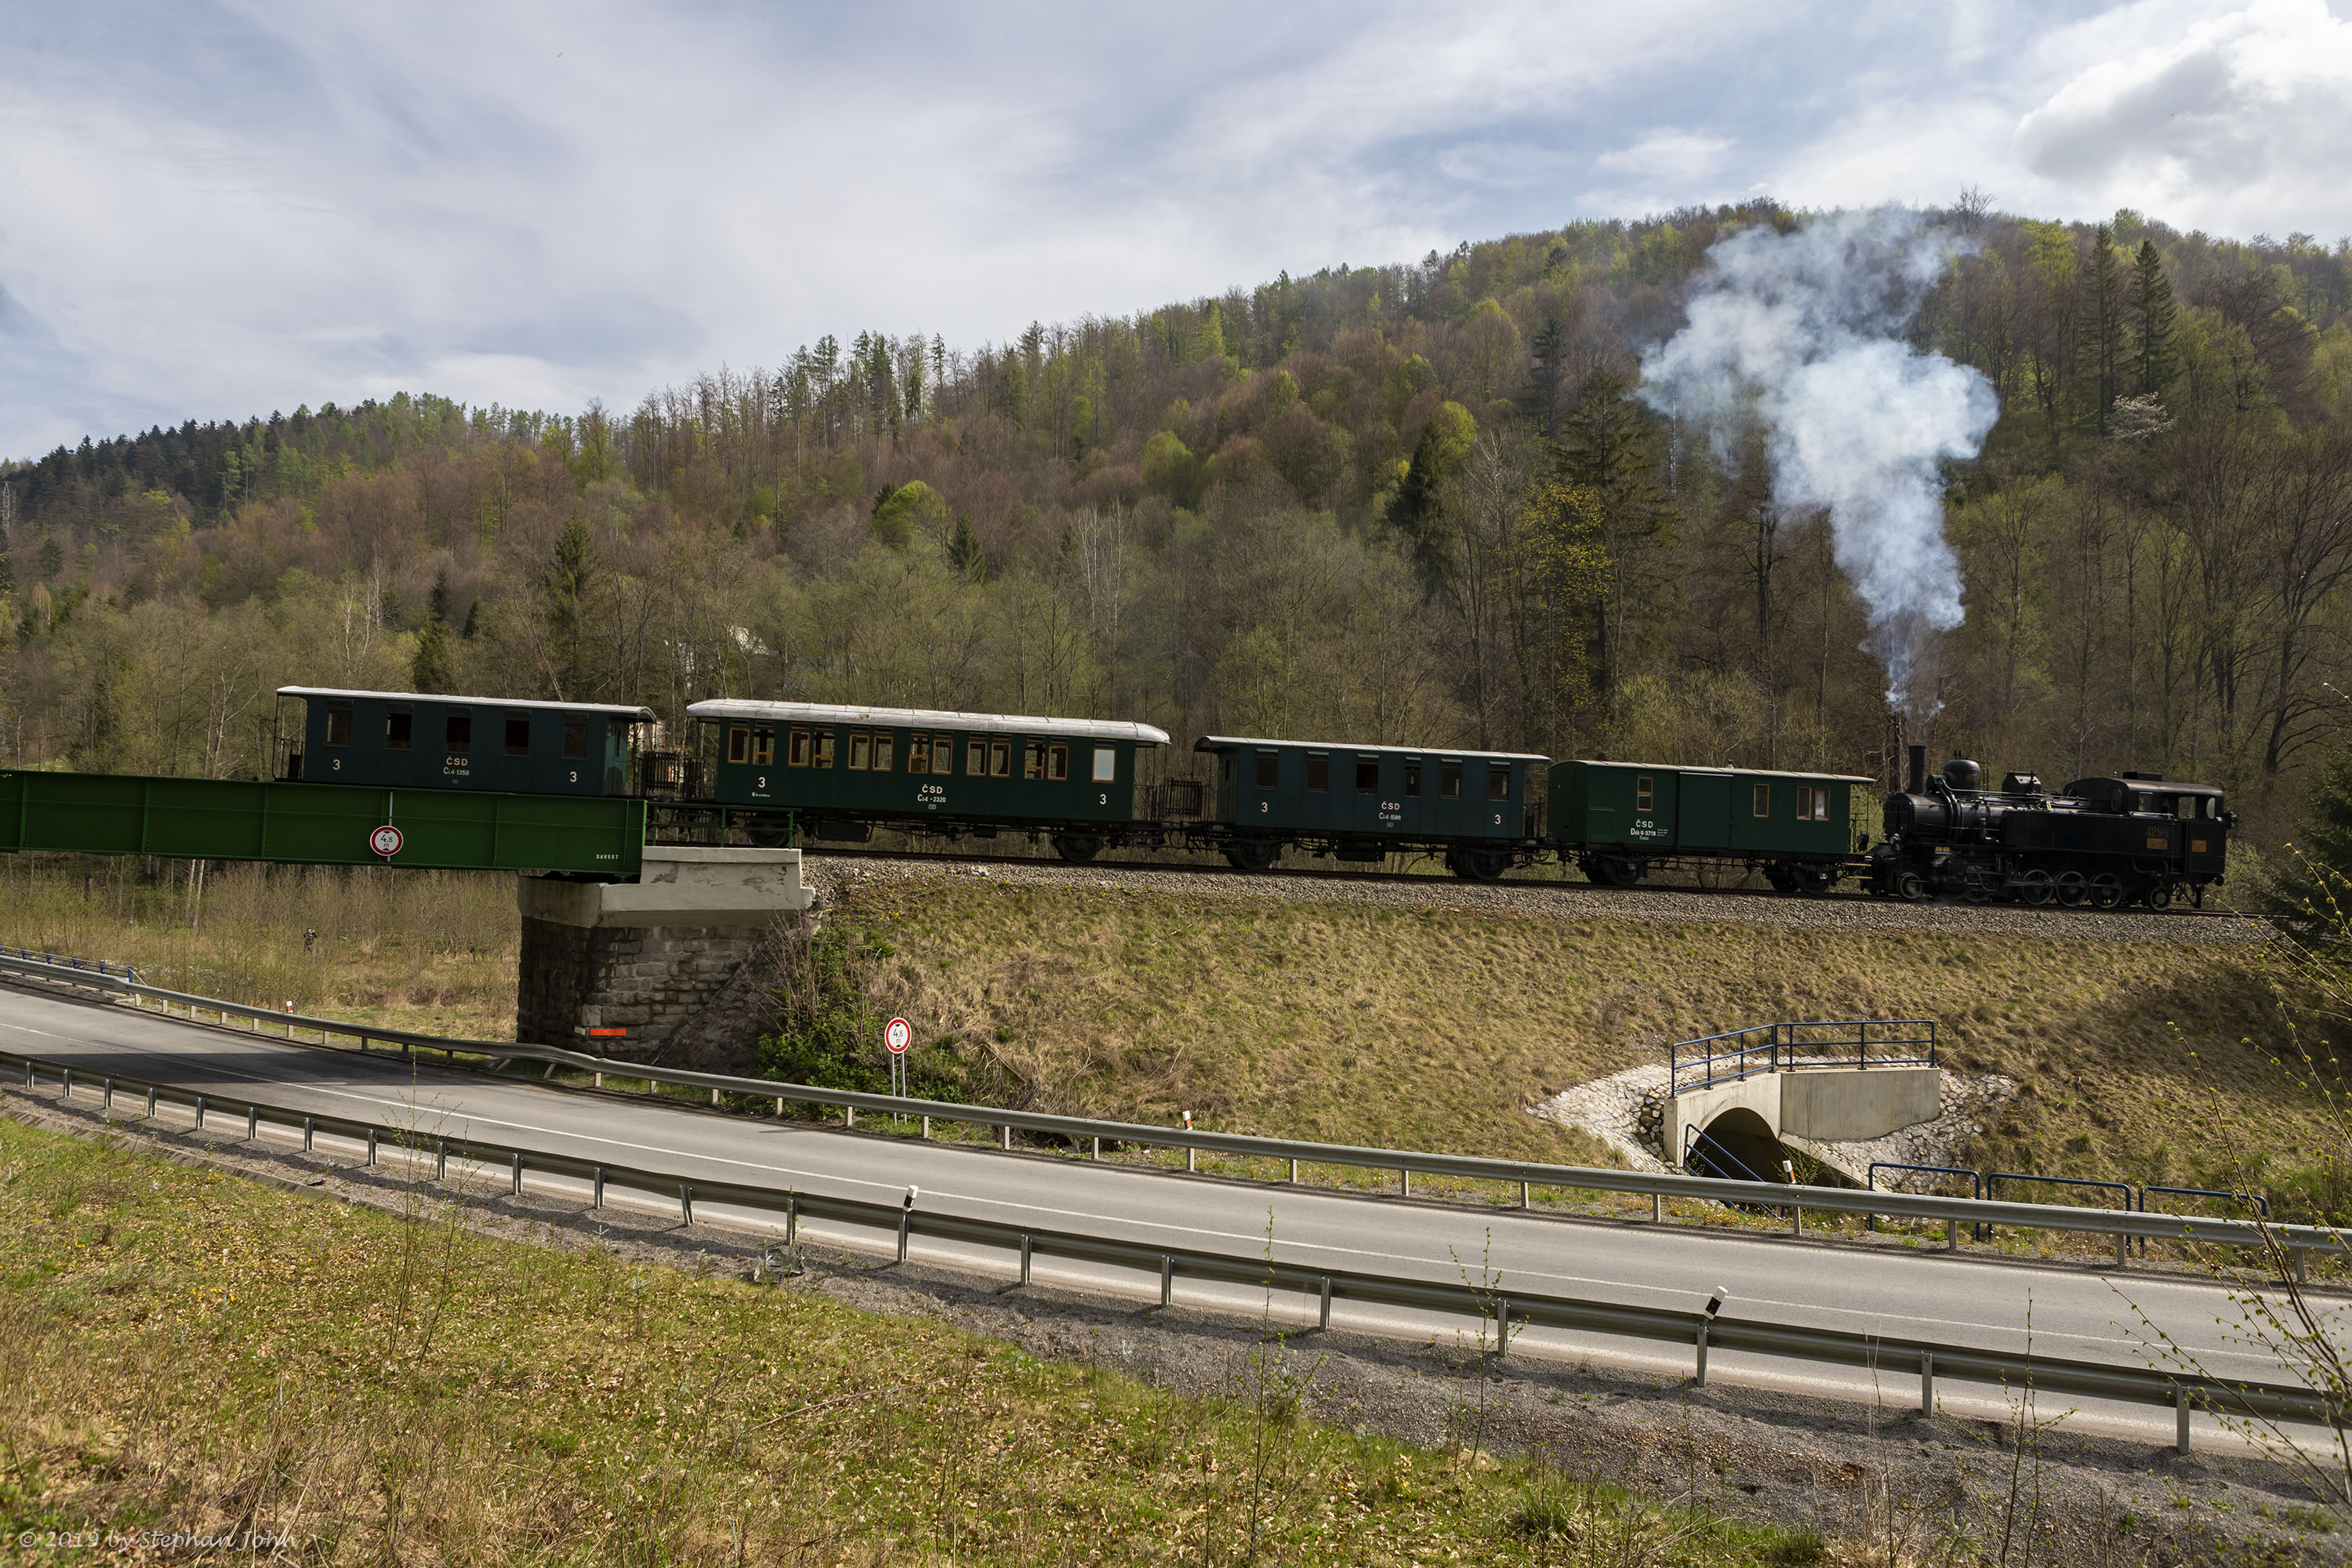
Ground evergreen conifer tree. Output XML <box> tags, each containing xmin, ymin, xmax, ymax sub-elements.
<box><xmin>2129</xmin><ymin>238</ymin><xmax>2177</xmax><ymax>399</ymax></box>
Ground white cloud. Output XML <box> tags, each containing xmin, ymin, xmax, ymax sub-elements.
<box><xmin>1592</xmin><ymin>130</ymin><xmax>1735</xmax><ymax>182</ymax></box>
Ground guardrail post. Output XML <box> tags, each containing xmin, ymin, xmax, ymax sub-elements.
<box><xmin>1519</xmin><ymin>1180</ymin><xmax>1530</xmax><ymax>1208</ymax></box>
<box><xmin>1000</xmin><ymin>1124</ymin><xmax>1012</xmax><ymax>1152</ymax></box>
<box><xmin>1319</xmin><ymin>1276</ymin><xmax>1332</xmax><ymax>1331</ymax></box>
<box><xmin>897</xmin><ymin>1207</ymin><xmax>909</xmax><ymax>1263</ymax></box>
<box><xmin>146</xmin><ymin>1086</ymin><xmax>157</xmax><ymax>1120</ymax></box>
<box><xmin>101</xmin><ymin>1077</ymin><xmax>113</xmax><ymax>1112</ymax></box>
<box><xmin>593</xmin><ymin>1167</ymin><xmax>605</xmax><ymax>1210</ymax></box>
<box><xmin>1019</xmin><ymin>1234</ymin><xmax>1032</xmax><ymax>1286</ymax></box>
<box><xmin>1920</xmin><ymin>1352</ymin><xmax>1935</xmax><ymax>1415</ymax></box>
<box><xmin>786</xmin><ymin>1193</ymin><xmax>797</xmax><ymax>1246</ymax></box>
<box><xmin>246</xmin><ymin>1105</ymin><xmax>259</xmax><ymax>1140</ymax></box>
<box><xmin>1791</xmin><ymin>1203</ymin><xmax>1802</xmax><ymax>1236</ymax></box>
<box><xmin>593</xmin><ymin>1071</ymin><xmax>602</xmax><ymax>1088</ymax></box>
<box><xmin>366</xmin><ymin>1129</ymin><xmax>377</xmax><ymax>1166</ymax></box>
<box><xmin>710</xmin><ymin>1087</ymin><xmax>720</xmax><ymax>1107</ymax></box>
<box><xmin>511</xmin><ymin>1152</ymin><xmax>524</xmax><ymax>1196</ymax></box>
<box><xmin>2115</xmin><ymin>1231</ymin><xmax>2128</xmax><ymax>1269</ymax></box>
<box><xmin>1091</xmin><ymin>1134</ymin><xmax>1099</xmax><ymax>1160</ymax></box>
<box><xmin>1185</xmin><ymin>1145</ymin><xmax>1196</xmax><ymax>1173</ymax></box>
<box><xmin>1159</xmin><ymin>1255</ymin><xmax>1173</xmax><ymax>1309</ymax></box>
<box><xmin>61</xmin><ymin>1067</ymin><xmax>72</xmax><ymax>1100</ymax></box>
<box><xmin>2297</xmin><ymin>1248</ymin><xmax>2310</xmax><ymax>1285</ymax></box>
<box><xmin>1494</xmin><ymin>1298</ymin><xmax>1512</xmax><ymax>1357</ymax></box>
<box><xmin>435</xmin><ymin>1139</ymin><xmax>448</xmax><ymax>1181</ymax></box>
<box><xmin>303</xmin><ymin>1116</ymin><xmax>314</xmax><ymax>1152</ymax></box>
<box><xmin>1652</xmin><ymin>1192</ymin><xmax>1664</xmax><ymax>1223</ymax></box>
<box><xmin>2176</xmin><ymin>1387</ymin><xmax>2191</xmax><ymax>1454</ymax></box>
<box><xmin>1946</xmin><ymin>1216</ymin><xmax>1958</xmax><ymax>1251</ymax></box>
<box><xmin>680</xmin><ymin>1184</ymin><xmax>694</xmax><ymax>1226</ymax></box>
<box><xmin>194</xmin><ymin>1094</ymin><xmax>206</xmax><ymax>1130</ymax></box>
<box><xmin>846</xmin><ymin>1105</ymin><xmax>856</xmax><ymax>1129</ymax></box>
<box><xmin>1694</xmin><ymin>1321</ymin><xmax>1710</xmax><ymax>1386</ymax></box>
<box><xmin>1290</xmin><ymin>1158</ymin><xmax>1300</xmax><ymax>1185</ymax></box>
<box><xmin>1401</xmin><ymin>1168</ymin><xmax>1411</xmax><ymax>1198</ymax></box>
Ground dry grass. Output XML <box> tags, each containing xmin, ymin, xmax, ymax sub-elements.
<box><xmin>847</xmin><ymin>879</ymin><xmax>2325</xmax><ymax>1205</ymax></box>
<box><xmin>0</xmin><ymin>855</ymin><xmax>517</xmax><ymax>1038</ymax></box>
<box><xmin>0</xmin><ymin>1112</ymin><xmax>1831</xmax><ymax>1566</ymax></box>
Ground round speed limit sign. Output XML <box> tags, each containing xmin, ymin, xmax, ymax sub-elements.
<box><xmin>368</xmin><ymin>824</ymin><xmax>404</xmax><ymax>858</ymax></box>
<box><xmin>884</xmin><ymin>1017</ymin><xmax>912</xmax><ymax>1055</ymax></box>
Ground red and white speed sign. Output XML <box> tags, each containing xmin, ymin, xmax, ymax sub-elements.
<box><xmin>369</xmin><ymin>824</ymin><xmax>404</xmax><ymax>858</ymax></box>
<box><xmin>884</xmin><ymin>1017</ymin><xmax>912</xmax><ymax>1054</ymax></box>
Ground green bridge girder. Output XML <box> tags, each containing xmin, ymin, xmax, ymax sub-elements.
<box><xmin>0</xmin><ymin>770</ymin><xmax>644</xmax><ymax>878</ymax></box>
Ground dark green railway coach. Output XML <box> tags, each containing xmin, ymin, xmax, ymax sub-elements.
<box><xmin>685</xmin><ymin>700</ymin><xmax>1171</xmax><ymax>861</ymax></box>
<box><xmin>1549</xmin><ymin>759</ymin><xmax>1870</xmax><ymax>892</ymax></box>
<box><xmin>278</xmin><ymin>687</ymin><xmax>652</xmax><ymax>797</ymax></box>
<box><xmin>1193</xmin><ymin>735</ymin><xmax>1545</xmax><ymax>876</ymax></box>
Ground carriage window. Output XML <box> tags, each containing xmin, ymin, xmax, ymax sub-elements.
<box><xmin>1356</xmin><ymin>760</ymin><xmax>1379</xmax><ymax>794</ymax></box>
<box><xmin>2176</xmin><ymin>797</ymin><xmax>2200</xmax><ymax>820</ymax></box>
<box><xmin>1305</xmin><ymin>755</ymin><xmax>1329</xmax><ymax>793</ymax></box>
<box><xmin>325</xmin><ymin>704</ymin><xmax>352</xmax><ymax>746</ymax></box>
<box><xmin>386</xmin><ymin>710</ymin><xmax>412</xmax><ymax>750</ymax></box>
<box><xmin>1440</xmin><ymin>763</ymin><xmax>1461</xmax><ymax>799</ymax></box>
<box><xmin>1404</xmin><ymin>763</ymin><xmax>1421</xmax><ymax>797</ymax></box>
<box><xmin>990</xmin><ymin>739</ymin><xmax>1011</xmax><ymax>777</ymax></box>
<box><xmin>1751</xmin><ymin>782</ymin><xmax>1770</xmax><ymax>817</ymax></box>
<box><xmin>511</xmin><ymin>717</ymin><xmax>536</xmax><ymax>757</ymax></box>
<box><xmin>872</xmin><ymin>732</ymin><xmax>894</xmax><ymax>771</ymax></box>
<box><xmin>906</xmin><ymin>735</ymin><xmax>928</xmax><ymax>775</ymax></box>
<box><xmin>1092</xmin><ymin>746</ymin><xmax>1116</xmax><ymax>783</ymax></box>
<box><xmin>1635</xmin><ymin>775</ymin><xmax>1653</xmax><ymax>811</ymax></box>
<box><xmin>786</xmin><ymin>729</ymin><xmax>809</xmax><ymax>767</ymax></box>
<box><xmin>751</xmin><ymin>728</ymin><xmax>775</xmax><ymax>766</ymax></box>
<box><xmin>1795</xmin><ymin>786</ymin><xmax>1812</xmax><ymax>818</ymax></box>
<box><xmin>445</xmin><ymin>713</ymin><xmax>471</xmax><ymax>751</ymax></box>
<box><xmin>1024</xmin><ymin>740</ymin><xmax>1046</xmax><ymax>779</ymax></box>
<box><xmin>564</xmin><ymin>720</ymin><xmax>590</xmax><ymax>760</ymax></box>
<box><xmin>967</xmin><ymin>738</ymin><xmax>986</xmax><ymax>776</ymax></box>
<box><xmin>2137</xmin><ymin>792</ymin><xmax>2158</xmax><ymax>813</ymax></box>
<box><xmin>848</xmin><ymin>732</ymin><xmax>870</xmax><ymax>770</ymax></box>
<box><xmin>813</xmin><ymin>731</ymin><xmax>835</xmax><ymax>768</ymax></box>
<box><xmin>1255</xmin><ymin>753</ymin><xmax>1279</xmax><ymax>789</ymax></box>
<box><xmin>1488</xmin><ymin>768</ymin><xmax>1510</xmax><ymax>802</ymax></box>
<box><xmin>1816</xmin><ymin>790</ymin><xmax>1834</xmax><ymax>821</ymax></box>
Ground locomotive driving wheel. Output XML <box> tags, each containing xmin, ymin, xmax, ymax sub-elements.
<box><xmin>2019</xmin><ymin>869</ymin><xmax>2053</xmax><ymax>906</ymax></box>
<box><xmin>2055</xmin><ymin>870</ymin><xmax>2089</xmax><ymax>907</ymax></box>
<box><xmin>2089</xmin><ymin>873</ymin><xmax>2126</xmax><ymax>910</ymax></box>
<box><xmin>1895</xmin><ymin>869</ymin><xmax>1931</xmax><ymax>902</ymax></box>
<box><xmin>2143</xmin><ymin>878</ymin><xmax>2177</xmax><ymax>911</ymax></box>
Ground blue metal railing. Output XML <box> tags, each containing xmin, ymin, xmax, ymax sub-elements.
<box><xmin>1986</xmin><ymin>1171</ymin><xmax>2135</xmax><ymax>1214</ymax></box>
<box><xmin>1668</xmin><ymin>1019</ymin><xmax>1936</xmax><ymax>1094</ymax></box>
<box><xmin>0</xmin><ymin>943</ymin><xmax>136</xmax><ymax>984</ymax></box>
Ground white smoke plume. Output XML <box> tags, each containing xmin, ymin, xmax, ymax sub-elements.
<box><xmin>1638</xmin><ymin>209</ymin><xmax>1998</xmax><ymax>717</ymax></box>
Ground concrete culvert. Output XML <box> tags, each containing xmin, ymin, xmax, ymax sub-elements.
<box><xmin>1685</xmin><ymin>1106</ymin><xmax>1787</xmax><ymax>1185</ymax></box>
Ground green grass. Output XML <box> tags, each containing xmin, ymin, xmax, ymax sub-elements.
<box><xmin>827</xmin><ymin>877</ymin><xmax>2339</xmax><ymax>1216</ymax></box>
<box><xmin>0</xmin><ymin>1112</ymin><xmax>1834</xmax><ymax>1566</ymax></box>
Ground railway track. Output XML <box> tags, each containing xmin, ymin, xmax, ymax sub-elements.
<box><xmin>792</xmin><ymin>841</ymin><xmax>2252</xmax><ymax>920</ymax></box>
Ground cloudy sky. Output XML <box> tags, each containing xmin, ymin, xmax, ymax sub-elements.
<box><xmin>4</xmin><ymin>0</ymin><xmax>2350</xmax><ymax>459</ymax></box>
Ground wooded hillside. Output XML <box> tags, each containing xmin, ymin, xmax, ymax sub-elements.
<box><xmin>4</xmin><ymin>198</ymin><xmax>2350</xmax><ymax>843</ymax></box>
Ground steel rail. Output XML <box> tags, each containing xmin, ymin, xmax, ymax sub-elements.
<box><xmin>0</xmin><ymin>1046</ymin><xmax>2329</xmax><ymax>1450</ymax></box>
<box><xmin>0</xmin><ymin>949</ymin><xmax>2338</xmax><ymax>1266</ymax></box>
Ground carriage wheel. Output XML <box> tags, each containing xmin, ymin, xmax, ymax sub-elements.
<box><xmin>1222</xmin><ymin>842</ymin><xmax>1279</xmax><ymax>873</ymax></box>
<box><xmin>2019</xmin><ymin>869</ymin><xmax>2054</xmax><ymax>906</ymax></box>
<box><xmin>2143</xmin><ymin>878</ymin><xmax>2176</xmax><ymax>911</ymax></box>
<box><xmin>1051</xmin><ymin>834</ymin><xmax>1102</xmax><ymax>864</ymax></box>
<box><xmin>2055</xmin><ymin>870</ymin><xmax>2089</xmax><ymax>907</ymax></box>
<box><xmin>2089</xmin><ymin>873</ymin><xmax>2125</xmax><ymax>910</ymax></box>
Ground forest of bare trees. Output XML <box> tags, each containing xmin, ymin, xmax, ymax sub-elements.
<box><xmin>3</xmin><ymin>198</ymin><xmax>2350</xmax><ymax>844</ymax></box>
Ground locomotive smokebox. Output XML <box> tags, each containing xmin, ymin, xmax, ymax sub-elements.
<box><xmin>1907</xmin><ymin>745</ymin><xmax>1926</xmax><ymax>794</ymax></box>
<box><xmin>1944</xmin><ymin>757</ymin><xmax>1983</xmax><ymax>791</ymax></box>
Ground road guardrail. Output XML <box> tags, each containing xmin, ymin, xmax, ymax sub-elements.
<box><xmin>1</xmin><ymin>947</ymin><xmax>2343</xmax><ymax>1277</ymax></box>
<box><xmin>1</xmin><ymin>1044</ymin><xmax>2331</xmax><ymax>1455</ymax></box>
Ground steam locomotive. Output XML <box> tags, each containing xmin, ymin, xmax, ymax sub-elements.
<box><xmin>1870</xmin><ymin>745</ymin><xmax>2231</xmax><ymax>910</ymax></box>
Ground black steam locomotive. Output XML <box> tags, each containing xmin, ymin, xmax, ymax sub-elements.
<box><xmin>1869</xmin><ymin>745</ymin><xmax>2230</xmax><ymax>910</ymax></box>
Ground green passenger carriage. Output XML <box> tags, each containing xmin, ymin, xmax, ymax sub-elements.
<box><xmin>278</xmin><ymin>687</ymin><xmax>652</xmax><ymax>797</ymax></box>
<box><xmin>684</xmin><ymin>699</ymin><xmax>1171</xmax><ymax>862</ymax></box>
<box><xmin>1549</xmin><ymin>759</ymin><xmax>1870</xmax><ymax>893</ymax></box>
<box><xmin>1192</xmin><ymin>735</ymin><xmax>1544</xmax><ymax>877</ymax></box>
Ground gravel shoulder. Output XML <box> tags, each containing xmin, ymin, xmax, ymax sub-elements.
<box><xmin>803</xmin><ymin>853</ymin><xmax>2259</xmax><ymax>945</ymax></box>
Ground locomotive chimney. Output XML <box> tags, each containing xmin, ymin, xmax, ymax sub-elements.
<box><xmin>1907</xmin><ymin>744</ymin><xmax>1926</xmax><ymax>794</ymax></box>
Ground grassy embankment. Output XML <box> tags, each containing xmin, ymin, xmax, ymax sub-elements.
<box><xmin>0</xmin><ymin>1112</ymin><xmax>1829</xmax><ymax>1566</ymax></box>
<box><xmin>818</xmin><ymin>877</ymin><xmax>2337</xmax><ymax>1218</ymax></box>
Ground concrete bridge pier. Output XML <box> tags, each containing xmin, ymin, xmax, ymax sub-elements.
<box><xmin>517</xmin><ymin>846</ymin><xmax>814</xmax><ymax>1073</ymax></box>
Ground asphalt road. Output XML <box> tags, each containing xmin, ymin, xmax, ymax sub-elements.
<box><xmin>3</xmin><ymin>979</ymin><xmax>2333</xmax><ymax>1447</ymax></box>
